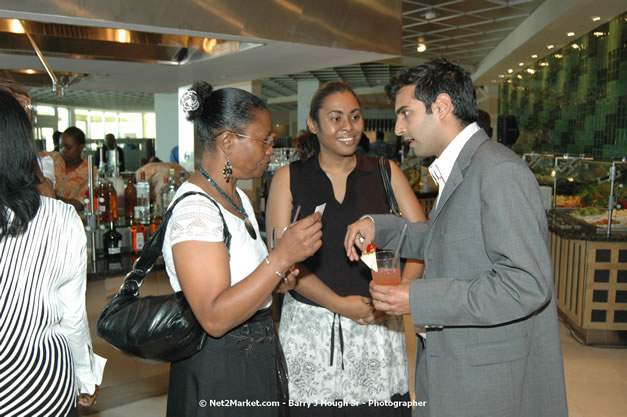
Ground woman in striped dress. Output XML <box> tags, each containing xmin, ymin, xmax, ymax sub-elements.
<box><xmin>0</xmin><ymin>90</ymin><xmax>105</xmax><ymax>417</ymax></box>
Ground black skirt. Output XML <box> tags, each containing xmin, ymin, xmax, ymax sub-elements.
<box><xmin>167</xmin><ymin>309</ymin><xmax>288</xmax><ymax>417</ymax></box>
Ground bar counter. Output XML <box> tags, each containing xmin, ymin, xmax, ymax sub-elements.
<box><xmin>548</xmin><ymin>210</ymin><xmax>627</xmax><ymax>345</ymax></box>
<box><xmin>87</xmin><ymin>252</ymin><xmax>165</xmax><ymax>280</ymax></box>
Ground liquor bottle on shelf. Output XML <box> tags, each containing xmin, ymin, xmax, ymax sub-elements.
<box><xmin>124</xmin><ymin>177</ymin><xmax>136</xmax><ymax>223</ymax></box>
<box><xmin>179</xmin><ymin>171</ymin><xmax>186</xmax><ymax>187</ymax></box>
<box><xmin>136</xmin><ymin>171</ymin><xmax>150</xmax><ymax>209</ymax></box>
<box><xmin>131</xmin><ymin>206</ymin><xmax>147</xmax><ymax>254</ymax></box>
<box><xmin>160</xmin><ymin>176</ymin><xmax>169</xmax><ymax>214</ymax></box>
<box><xmin>95</xmin><ymin>173</ymin><xmax>109</xmax><ymax>227</ymax></box>
<box><xmin>103</xmin><ymin>221</ymin><xmax>122</xmax><ymax>258</ymax></box>
<box><xmin>149</xmin><ymin>201</ymin><xmax>163</xmax><ymax>236</ymax></box>
<box><xmin>166</xmin><ymin>168</ymin><xmax>177</xmax><ymax>204</ymax></box>
<box><xmin>107</xmin><ymin>179</ymin><xmax>118</xmax><ymax>224</ymax></box>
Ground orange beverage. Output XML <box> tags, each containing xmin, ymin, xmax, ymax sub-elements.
<box><xmin>371</xmin><ymin>250</ymin><xmax>401</xmax><ymax>285</ymax></box>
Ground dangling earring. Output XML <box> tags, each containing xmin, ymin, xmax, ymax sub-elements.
<box><xmin>222</xmin><ymin>156</ymin><xmax>233</xmax><ymax>183</ymax></box>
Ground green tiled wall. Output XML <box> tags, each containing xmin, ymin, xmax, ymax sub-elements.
<box><xmin>499</xmin><ymin>12</ymin><xmax>627</xmax><ymax>160</ymax></box>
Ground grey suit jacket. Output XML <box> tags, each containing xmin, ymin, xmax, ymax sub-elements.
<box><xmin>372</xmin><ymin>130</ymin><xmax>568</xmax><ymax>417</ymax></box>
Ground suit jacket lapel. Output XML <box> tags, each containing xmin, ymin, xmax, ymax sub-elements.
<box><xmin>428</xmin><ymin>130</ymin><xmax>491</xmax><ymax>226</ymax></box>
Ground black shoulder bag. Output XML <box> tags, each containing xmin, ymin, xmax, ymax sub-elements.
<box><xmin>378</xmin><ymin>157</ymin><xmax>402</xmax><ymax>216</ymax></box>
<box><xmin>96</xmin><ymin>191</ymin><xmax>231</xmax><ymax>363</ymax></box>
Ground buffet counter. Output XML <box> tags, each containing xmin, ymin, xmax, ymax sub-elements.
<box><xmin>548</xmin><ymin>210</ymin><xmax>627</xmax><ymax>345</ymax></box>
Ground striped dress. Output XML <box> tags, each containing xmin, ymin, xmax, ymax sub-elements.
<box><xmin>0</xmin><ymin>197</ymin><xmax>104</xmax><ymax>417</ymax></box>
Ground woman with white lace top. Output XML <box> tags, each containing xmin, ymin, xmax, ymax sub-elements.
<box><xmin>163</xmin><ymin>81</ymin><xmax>323</xmax><ymax>417</ymax></box>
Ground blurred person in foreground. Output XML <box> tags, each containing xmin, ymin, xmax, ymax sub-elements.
<box><xmin>0</xmin><ymin>80</ymin><xmax>55</xmax><ymax>197</ymax></box>
<box><xmin>267</xmin><ymin>81</ymin><xmax>426</xmax><ymax>416</ymax></box>
<box><xmin>0</xmin><ymin>90</ymin><xmax>105</xmax><ymax>416</ymax></box>
<box><xmin>345</xmin><ymin>59</ymin><xmax>568</xmax><ymax>417</ymax></box>
<box><xmin>163</xmin><ymin>82</ymin><xmax>322</xmax><ymax>416</ymax></box>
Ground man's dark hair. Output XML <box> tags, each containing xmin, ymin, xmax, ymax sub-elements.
<box><xmin>385</xmin><ymin>58</ymin><xmax>478</xmax><ymax>126</ymax></box>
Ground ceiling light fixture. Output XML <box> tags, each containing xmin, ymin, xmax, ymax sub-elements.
<box><xmin>547</xmin><ymin>44</ymin><xmax>554</xmax><ymax>49</ymax></box>
<box><xmin>519</xmin><ymin>62</ymin><xmax>524</xmax><ymax>67</ymax></box>
<box><xmin>531</xmin><ymin>54</ymin><xmax>538</xmax><ymax>59</ymax></box>
<box><xmin>593</xmin><ymin>31</ymin><xmax>605</xmax><ymax>37</ymax></box>
<box><xmin>540</xmin><ymin>62</ymin><xmax>549</xmax><ymax>67</ymax></box>
<box><xmin>517</xmin><ymin>75</ymin><xmax>523</xmax><ymax>79</ymax></box>
<box><xmin>555</xmin><ymin>53</ymin><xmax>563</xmax><ymax>59</ymax></box>
<box><xmin>10</xmin><ymin>19</ymin><xmax>24</xmax><ymax>34</ymax></box>
<box><xmin>417</xmin><ymin>43</ymin><xmax>427</xmax><ymax>53</ymax></box>
<box><xmin>508</xmin><ymin>68</ymin><xmax>513</xmax><ymax>73</ymax></box>
<box><xmin>527</xmin><ymin>69</ymin><xmax>535</xmax><ymax>74</ymax></box>
<box><xmin>567</xmin><ymin>32</ymin><xmax>575</xmax><ymax>37</ymax></box>
<box><xmin>499</xmin><ymin>74</ymin><xmax>505</xmax><ymax>78</ymax></box>
<box><xmin>592</xmin><ymin>16</ymin><xmax>601</xmax><ymax>21</ymax></box>
<box><xmin>572</xmin><ymin>44</ymin><xmax>580</xmax><ymax>49</ymax></box>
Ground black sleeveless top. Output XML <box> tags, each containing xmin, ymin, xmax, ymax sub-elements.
<box><xmin>289</xmin><ymin>153</ymin><xmax>392</xmax><ymax>306</ymax></box>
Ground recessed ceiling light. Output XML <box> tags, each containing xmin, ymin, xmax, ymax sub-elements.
<box><xmin>540</xmin><ymin>62</ymin><xmax>549</xmax><ymax>67</ymax></box>
<box><xmin>508</xmin><ymin>69</ymin><xmax>513</xmax><ymax>73</ymax></box>
<box><xmin>572</xmin><ymin>44</ymin><xmax>580</xmax><ymax>49</ymax></box>
<box><xmin>555</xmin><ymin>53</ymin><xmax>563</xmax><ymax>59</ymax></box>
<box><xmin>417</xmin><ymin>43</ymin><xmax>427</xmax><ymax>53</ymax></box>
<box><xmin>592</xmin><ymin>16</ymin><xmax>601</xmax><ymax>21</ymax></box>
<box><xmin>9</xmin><ymin>19</ymin><xmax>24</xmax><ymax>34</ymax></box>
<box><xmin>547</xmin><ymin>44</ymin><xmax>554</xmax><ymax>49</ymax></box>
<box><xmin>499</xmin><ymin>74</ymin><xmax>505</xmax><ymax>78</ymax></box>
<box><xmin>519</xmin><ymin>62</ymin><xmax>524</xmax><ymax>67</ymax></box>
<box><xmin>567</xmin><ymin>32</ymin><xmax>575</xmax><ymax>37</ymax></box>
<box><xmin>593</xmin><ymin>31</ymin><xmax>605</xmax><ymax>37</ymax></box>
<box><xmin>531</xmin><ymin>54</ymin><xmax>538</xmax><ymax>59</ymax></box>
<box><xmin>517</xmin><ymin>75</ymin><xmax>523</xmax><ymax>79</ymax></box>
<box><xmin>527</xmin><ymin>69</ymin><xmax>536</xmax><ymax>74</ymax></box>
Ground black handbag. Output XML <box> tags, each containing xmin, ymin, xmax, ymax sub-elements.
<box><xmin>96</xmin><ymin>191</ymin><xmax>231</xmax><ymax>363</ymax></box>
<box><xmin>378</xmin><ymin>157</ymin><xmax>402</xmax><ymax>216</ymax></box>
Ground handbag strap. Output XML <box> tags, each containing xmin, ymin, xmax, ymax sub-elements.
<box><xmin>119</xmin><ymin>191</ymin><xmax>232</xmax><ymax>295</ymax></box>
<box><xmin>378</xmin><ymin>157</ymin><xmax>402</xmax><ymax>216</ymax></box>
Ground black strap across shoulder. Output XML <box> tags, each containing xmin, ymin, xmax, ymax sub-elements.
<box><xmin>378</xmin><ymin>157</ymin><xmax>402</xmax><ymax>217</ymax></box>
<box><xmin>119</xmin><ymin>191</ymin><xmax>231</xmax><ymax>296</ymax></box>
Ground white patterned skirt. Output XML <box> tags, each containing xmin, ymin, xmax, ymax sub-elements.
<box><xmin>278</xmin><ymin>292</ymin><xmax>409</xmax><ymax>403</ymax></box>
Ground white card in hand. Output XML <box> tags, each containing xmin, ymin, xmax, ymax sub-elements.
<box><xmin>314</xmin><ymin>203</ymin><xmax>326</xmax><ymax>215</ymax></box>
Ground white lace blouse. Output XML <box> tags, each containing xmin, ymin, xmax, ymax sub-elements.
<box><xmin>162</xmin><ymin>182</ymin><xmax>271</xmax><ymax>309</ymax></box>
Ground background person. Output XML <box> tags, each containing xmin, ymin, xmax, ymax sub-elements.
<box><xmin>345</xmin><ymin>59</ymin><xmax>568</xmax><ymax>417</ymax></box>
<box><xmin>0</xmin><ymin>90</ymin><xmax>105</xmax><ymax>417</ymax></box>
<box><xmin>94</xmin><ymin>133</ymin><xmax>125</xmax><ymax>172</ymax></box>
<box><xmin>163</xmin><ymin>81</ymin><xmax>322</xmax><ymax>417</ymax></box>
<box><xmin>266</xmin><ymin>81</ymin><xmax>426</xmax><ymax>416</ymax></box>
<box><xmin>43</xmin><ymin>126</ymin><xmax>95</xmax><ymax>211</ymax></box>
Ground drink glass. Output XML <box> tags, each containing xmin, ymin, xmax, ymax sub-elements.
<box><xmin>371</xmin><ymin>250</ymin><xmax>401</xmax><ymax>285</ymax></box>
<box><xmin>271</xmin><ymin>226</ymin><xmax>288</xmax><ymax>250</ymax></box>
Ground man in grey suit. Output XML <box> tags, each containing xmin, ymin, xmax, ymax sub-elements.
<box><xmin>345</xmin><ymin>59</ymin><xmax>568</xmax><ymax>417</ymax></box>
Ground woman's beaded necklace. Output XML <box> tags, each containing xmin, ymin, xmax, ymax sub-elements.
<box><xmin>198</xmin><ymin>167</ymin><xmax>257</xmax><ymax>240</ymax></box>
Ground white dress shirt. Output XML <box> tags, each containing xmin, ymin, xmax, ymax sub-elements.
<box><xmin>429</xmin><ymin>122</ymin><xmax>480</xmax><ymax>209</ymax></box>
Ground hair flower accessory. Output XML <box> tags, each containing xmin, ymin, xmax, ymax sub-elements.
<box><xmin>180</xmin><ymin>90</ymin><xmax>200</xmax><ymax>112</ymax></box>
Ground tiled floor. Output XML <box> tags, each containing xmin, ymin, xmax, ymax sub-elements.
<box><xmin>83</xmin><ymin>272</ymin><xmax>627</xmax><ymax>417</ymax></box>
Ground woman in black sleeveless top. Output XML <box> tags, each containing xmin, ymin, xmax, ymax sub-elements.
<box><xmin>266</xmin><ymin>82</ymin><xmax>426</xmax><ymax>417</ymax></box>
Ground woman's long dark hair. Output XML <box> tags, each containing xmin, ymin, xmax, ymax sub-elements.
<box><xmin>0</xmin><ymin>90</ymin><xmax>41</xmax><ymax>237</ymax></box>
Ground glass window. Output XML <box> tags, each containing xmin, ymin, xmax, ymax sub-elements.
<box><xmin>119</xmin><ymin>113</ymin><xmax>142</xmax><ymax>138</ymax></box>
<box><xmin>104</xmin><ymin>112</ymin><xmax>118</xmax><ymax>137</ymax></box>
<box><xmin>74</xmin><ymin>109</ymin><xmax>89</xmax><ymax>137</ymax></box>
<box><xmin>90</xmin><ymin>111</ymin><xmax>104</xmax><ymax>139</ymax></box>
<box><xmin>58</xmin><ymin>107</ymin><xmax>69</xmax><ymax>132</ymax></box>
<box><xmin>143</xmin><ymin>113</ymin><xmax>156</xmax><ymax>138</ymax></box>
<box><xmin>34</xmin><ymin>105</ymin><xmax>55</xmax><ymax>116</ymax></box>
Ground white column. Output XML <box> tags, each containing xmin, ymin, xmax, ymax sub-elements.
<box><xmin>154</xmin><ymin>93</ymin><xmax>179</xmax><ymax>163</ymax></box>
<box><xmin>297</xmin><ymin>79</ymin><xmax>319</xmax><ymax>134</ymax></box>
